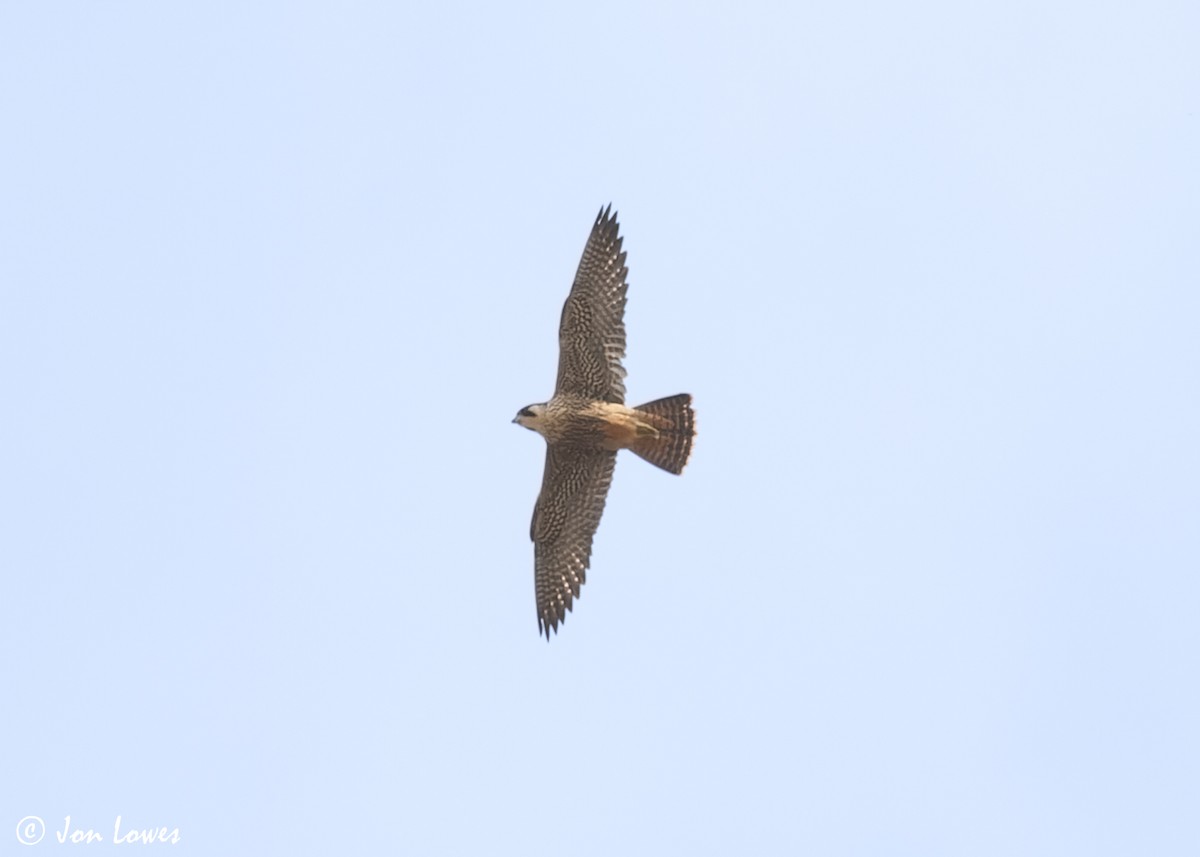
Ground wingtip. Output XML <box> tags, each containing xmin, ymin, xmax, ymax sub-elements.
<box><xmin>539</xmin><ymin>599</ymin><xmax>576</xmax><ymax>640</ymax></box>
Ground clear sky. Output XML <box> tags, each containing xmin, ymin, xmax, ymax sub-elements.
<box><xmin>2</xmin><ymin>2</ymin><xmax>1197</xmax><ymax>854</ymax></box>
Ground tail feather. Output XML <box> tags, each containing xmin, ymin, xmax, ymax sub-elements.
<box><xmin>630</xmin><ymin>394</ymin><xmax>695</xmax><ymax>474</ymax></box>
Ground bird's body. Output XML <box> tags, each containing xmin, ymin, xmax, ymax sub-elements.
<box><xmin>518</xmin><ymin>398</ymin><xmax>657</xmax><ymax>449</ymax></box>
<box><xmin>514</xmin><ymin>205</ymin><xmax>695</xmax><ymax>638</ymax></box>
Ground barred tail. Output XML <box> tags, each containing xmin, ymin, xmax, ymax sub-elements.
<box><xmin>630</xmin><ymin>394</ymin><xmax>696</xmax><ymax>475</ymax></box>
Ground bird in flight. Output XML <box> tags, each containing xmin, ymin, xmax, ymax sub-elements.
<box><xmin>514</xmin><ymin>205</ymin><xmax>696</xmax><ymax>638</ymax></box>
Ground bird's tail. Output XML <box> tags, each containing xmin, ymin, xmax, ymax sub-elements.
<box><xmin>630</xmin><ymin>394</ymin><xmax>695</xmax><ymax>475</ymax></box>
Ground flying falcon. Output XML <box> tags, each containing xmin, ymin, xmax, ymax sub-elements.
<box><xmin>514</xmin><ymin>205</ymin><xmax>696</xmax><ymax>638</ymax></box>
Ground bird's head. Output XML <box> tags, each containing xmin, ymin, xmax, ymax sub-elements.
<box><xmin>512</xmin><ymin>403</ymin><xmax>546</xmax><ymax>431</ymax></box>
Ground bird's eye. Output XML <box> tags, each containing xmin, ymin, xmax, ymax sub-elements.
<box><xmin>519</xmin><ymin>407</ymin><xmax>534</xmax><ymax>418</ymax></box>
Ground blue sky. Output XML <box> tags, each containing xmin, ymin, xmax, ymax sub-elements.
<box><xmin>2</xmin><ymin>2</ymin><xmax>1197</xmax><ymax>854</ymax></box>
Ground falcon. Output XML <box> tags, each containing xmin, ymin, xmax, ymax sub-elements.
<box><xmin>513</xmin><ymin>205</ymin><xmax>696</xmax><ymax>638</ymax></box>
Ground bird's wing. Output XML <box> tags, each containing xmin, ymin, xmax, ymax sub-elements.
<box><xmin>554</xmin><ymin>205</ymin><xmax>629</xmax><ymax>404</ymax></box>
<box><xmin>531</xmin><ymin>445</ymin><xmax>618</xmax><ymax>638</ymax></box>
